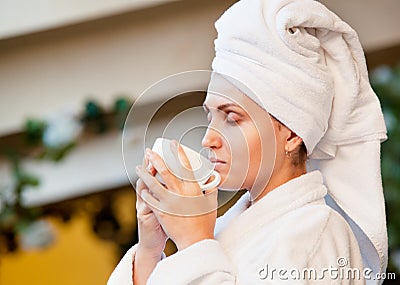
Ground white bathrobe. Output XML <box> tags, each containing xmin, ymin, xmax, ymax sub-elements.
<box><xmin>108</xmin><ymin>171</ymin><xmax>365</xmax><ymax>284</ymax></box>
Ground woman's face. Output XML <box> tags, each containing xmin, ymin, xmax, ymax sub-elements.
<box><xmin>202</xmin><ymin>91</ymin><xmax>276</xmax><ymax>193</ymax></box>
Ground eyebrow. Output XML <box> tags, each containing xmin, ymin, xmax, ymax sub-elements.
<box><xmin>203</xmin><ymin>103</ymin><xmax>241</xmax><ymax>113</ymax></box>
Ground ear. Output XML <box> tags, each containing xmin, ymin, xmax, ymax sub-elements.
<box><xmin>270</xmin><ymin>115</ymin><xmax>303</xmax><ymax>153</ymax></box>
<box><xmin>285</xmin><ymin>131</ymin><xmax>303</xmax><ymax>153</ymax></box>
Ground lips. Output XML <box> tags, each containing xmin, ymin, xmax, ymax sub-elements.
<box><xmin>209</xmin><ymin>158</ymin><xmax>227</xmax><ymax>173</ymax></box>
<box><xmin>209</xmin><ymin>158</ymin><xmax>226</xmax><ymax>164</ymax></box>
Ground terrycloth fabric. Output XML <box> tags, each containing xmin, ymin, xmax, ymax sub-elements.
<box><xmin>107</xmin><ymin>245</ymin><xmax>167</xmax><ymax>285</ymax></box>
<box><xmin>108</xmin><ymin>171</ymin><xmax>365</xmax><ymax>284</ymax></box>
<box><xmin>108</xmin><ymin>245</ymin><xmax>136</xmax><ymax>285</ymax></box>
<box><xmin>211</xmin><ymin>0</ymin><xmax>387</xmax><ymax>279</ymax></box>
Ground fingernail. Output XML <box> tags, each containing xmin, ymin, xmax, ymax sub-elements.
<box><xmin>145</xmin><ymin>148</ymin><xmax>152</xmax><ymax>157</ymax></box>
<box><xmin>135</xmin><ymin>165</ymin><xmax>141</xmax><ymax>173</ymax></box>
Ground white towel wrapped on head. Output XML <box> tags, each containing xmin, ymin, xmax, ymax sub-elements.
<box><xmin>211</xmin><ymin>0</ymin><xmax>388</xmax><ymax>279</ymax></box>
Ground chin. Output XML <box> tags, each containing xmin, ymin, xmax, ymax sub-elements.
<box><xmin>214</xmin><ymin>165</ymin><xmax>249</xmax><ymax>190</ymax></box>
<box><xmin>217</xmin><ymin>175</ymin><xmax>247</xmax><ymax>191</ymax></box>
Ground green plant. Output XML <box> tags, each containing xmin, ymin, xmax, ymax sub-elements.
<box><xmin>370</xmin><ymin>64</ymin><xmax>400</xmax><ymax>273</ymax></box>
<box><xmin>0</xmin><ymin>97</ymin><xmax>133</xmax><ymax>253</ymax></box>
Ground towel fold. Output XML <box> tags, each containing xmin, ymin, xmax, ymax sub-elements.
<box><xmin>211</xmin><ymin>0</ymin><xmax>388</xmax><ymax>279</ymax></box>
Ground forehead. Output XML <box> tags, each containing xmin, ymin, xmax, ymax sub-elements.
<box><xmin>203</xmin><ymin>93</ymin><xmax>267</xmax><ymax>126</ymax></box>
<box><xmin>206</xmin><ymin>73</ymin><xmax>245</xmax><ymax>105</ymax></box>
<box><xmin>203</xmin><ymin>91</ymin><xmax>267</xmax><ymax>119</ymax></box>
<box><xmin>203</xmin><ymin>92</ymin><xmax>237</xmax><ymax>108</ymax></box>
<box><xmin>205</xmin><ymin>72</ymin><xmax>265</xmax><ymax>112</ymax></box>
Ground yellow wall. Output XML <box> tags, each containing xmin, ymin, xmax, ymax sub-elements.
<box><xmin>0</xmin><ymin>214</ymin><xmax>119</xmax><ymax>285</ymax></box>
<box><xmin>0</xmin><ymin>182</ymin><xmax>244</xmax><ymax>285</ymax></box>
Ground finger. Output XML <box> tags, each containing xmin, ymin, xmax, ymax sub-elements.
<box><xmin>135</xmin><ymin>178</ymin><xmax>151</xmax><ymax>209</ymax></box>
<box><xmin>136</xmin><ymin>190</ymin><xmax>153</xmax><ymax>216</ymax></box>
<box><xmin>136</xmin><ymin>188</ymin><xmax>143</xmax><ymax>203</ymax></box>
<box><xmin>135</xmin><ymin>179</ymin><xmax>148</xmax><ymax>201</ymax></box>
<box><xmin>143</xmin><ymin>151</ymin><xmax>156</xmax><ymax>176</ymax></box>
<box><xmin>136</xmin><ymin>165</ymin><xmax>166</xmax><ymax>201</ymax></box>
<box><xmin>135</xmin><ymin>156</ymin><xmax>154</xmax><ymax>196</ymax></box>
<box><xmin>141</xmin><ymin>189</ymin><xmax>163</xmax><ymax>213</ymax></box>
<box><xmin>135</xmin><ymin>178</ymin><xmax>145</xmax><ymax>195</ymax></box>
<box><xmin>170</xmin><ymin>140</ymin><xmax>196</xmax><ymax>182</ymax></box>
<box><xmin>146</xmin><ymin>148</ymin><xmax>182</xmax><ymax>190</ymax></box>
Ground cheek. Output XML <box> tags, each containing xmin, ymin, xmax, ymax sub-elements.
<box><xmin>222</xmin><ymin>121</ymin><xmax>275</xmax><ymax>191</ymax></box>
<box><xmin>248</xmin><ymin>135</ymin><xmax>262</xmax><ymax>172</ymax></box>
<box><xmin>218</xmin><ymin>124</ymin><xmax>258</xmax><ymax>190</ymax></box>
<box><xmin>242</xmin><ymin>128</ymin><xmax>263</xmax><ymax>184</ymax></box>
<box><xmin>250</xmin><ymin>120</ymin><xmax>276</xmax><ymax>194</ymax></box>
<box><xmin>219</xmin><ymin>139</ymin><xmax>248</xmax><ymax>190</ymax></box>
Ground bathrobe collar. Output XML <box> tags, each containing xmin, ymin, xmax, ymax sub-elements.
<box><xmin>215</xmin><ymin>170</ymin><xmax>327</xmax><ymax>251</ymax></box>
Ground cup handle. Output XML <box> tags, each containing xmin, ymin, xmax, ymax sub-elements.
<box><xmin>200</xmin><ymin>170</ymin><xmax>221</xmax><ymax>191</ymax></box>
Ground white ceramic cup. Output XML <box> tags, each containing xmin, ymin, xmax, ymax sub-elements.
<box><xmin>151</xmin><ymin>138</ymin><xmax>221</xmax><ymax>191</ymax></box>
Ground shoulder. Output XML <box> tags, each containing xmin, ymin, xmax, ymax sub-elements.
<box><xmin>270</xmin><ymin>203</ymin><xmax>362</xmax><ymax>266</ymax></box>
<box><xmin>253</xmin><ymin>203</ymin><xmax>359</xmax><ymax>260</ymax></box>
<box><xmin>277</xmin><ymin>203</ymin><xmax>356</xmax><ymax>246</ymax></box>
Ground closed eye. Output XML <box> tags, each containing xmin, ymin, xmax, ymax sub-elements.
<box><xmin>226</xmin><ymin>111</ymin><xmax>241</xmax><ymax>125</ymax></box>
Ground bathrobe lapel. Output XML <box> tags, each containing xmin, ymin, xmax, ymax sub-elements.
<box><xmin>215</xmin><ymin>171</ymin><xmax>327</xmax><ymax>254</ymax></box>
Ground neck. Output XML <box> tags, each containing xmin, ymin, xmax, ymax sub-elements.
<box><xmin>250</xmin><ymin>163</ymin><xmax>306</xmax><ymax>204</ymax></box>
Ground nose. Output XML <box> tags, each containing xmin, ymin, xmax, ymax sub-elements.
<box><xmin>202</xmin><ymin>125</ymin><xmax>222</xmax><ymax>149</ymax></box>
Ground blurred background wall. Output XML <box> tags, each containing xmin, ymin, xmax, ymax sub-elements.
<box><xmin>0</xmin><ymin>0</ymin><xmax>399</xmax><ymax>284</ymax></box>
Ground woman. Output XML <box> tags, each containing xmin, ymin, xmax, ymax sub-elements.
<box><xmin>108</xmin><ymin>0</ymin><xmax>388</xmax><ymax>284</ymax></box>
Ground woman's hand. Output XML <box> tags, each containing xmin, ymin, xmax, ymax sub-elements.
<box><xmin>136</xmin><ymin>177</ymin><xmax>168</xmax><ymax>255</ymax></box>
<box><xmin>135</xmin><ymin>140</ymin><xmax>218</xmax><ymax>251</ymax></box>
<box><xmin>133</xmin><ymin>159</ymin><xmax>168</xmax><ymax>285</ymax></box>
